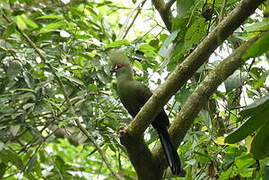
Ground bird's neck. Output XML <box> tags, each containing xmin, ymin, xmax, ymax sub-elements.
<box><xmin>117</xmin><ymin>70</ymin><xmax>133</xmax><ymax>84</ymax></box>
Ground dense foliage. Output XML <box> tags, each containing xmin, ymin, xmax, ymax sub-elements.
<box><xmin>0</xmin><ymin>0</ymin><xmax>268</xmax><ymax>179</ymax></box>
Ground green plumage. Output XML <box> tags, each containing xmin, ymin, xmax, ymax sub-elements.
<box><xmin>110</xmin><ymin>51</ymin><xmax>181</xmax><ymax>175</ymax></box>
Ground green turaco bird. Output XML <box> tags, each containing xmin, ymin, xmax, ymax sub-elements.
<box><xmin>110</xmin><ymin>51</ymin><xmax>181</xmax><ymax>175</ymax></box>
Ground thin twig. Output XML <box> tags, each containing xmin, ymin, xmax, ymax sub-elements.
<box><xmin>117</xmin><ymin>0</ymin><xmax>147</xmax><ymax>40</ymax></box>
<box><xmin>2</xmin><ymin>12</ymin><xmax>123</xmax><ymax>180</ymax></box>
<box><xmin>122</xmin><ymin>0</ymin><xmax>147</xmax><ymax>39</ymax></box>
<box><xmin>219</xmin><ymin>0</ymin><xmax>227</xmax><ymax>22</ymax></box>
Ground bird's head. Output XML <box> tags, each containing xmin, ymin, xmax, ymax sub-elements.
<box><xmin>109</xmin><ymin>50</ymin><xmax>133</xmax><ymax>76</ymax></box>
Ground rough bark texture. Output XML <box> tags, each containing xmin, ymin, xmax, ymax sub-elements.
<box><xmin>152</xmin><ymin>0</ymin><xmax>173</xmax><ymax>31</ymax></box>
<box><xmin>119</xmin><ymin>128</ymin><xmax>163</xmax><ymax>180</ymax></box>
<box><xmin>153</xmin><ymin>33</ymin><xmax>264</xmax><ymax>170</ymax></box>
<box><xmin>129</xmin><ymin>0</ymin><xmax>265</xmax><ymax>139</ymax></box>
<box><xmin>120</xmin><ymin>0</ymin><xmax>265</xmax><ymax>178</ymax></box>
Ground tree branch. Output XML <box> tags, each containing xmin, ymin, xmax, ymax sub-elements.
<box><xmin>119</xmin><ymin>127</ymin><xmax>163</xmax><ymax>180</ymax></box>
<box><xmin>3</xmin><ymin>13</ymin><xmax>123</xmax><ymax>180</ymax></box>
<box><xmin>152</xmin><ymin>0</ymin><xmax>173</xmax><ymax>31</ymax></box>
<box><xmin>166</xmin><ymin>0</ymin><xmax>176</xmax><ymax>10</ymax></box>
<box><xmin>122</xmin><ymin>0</ymin><xmax>147</xmax><ymax>39</ymax></box>
<box><xmin>116</xmin><ymin>0</ymin><xmax>264</xmax><ymax>177</ymax></box>
<box><xmin>128</xmin><ymin>0</ymin><xmax>265</xmax><ymax>137</ymax></box>
<box><xmin>153</xmin><ymin>31</ymin><xmax>265</xmax><ymax>170</ymax></box>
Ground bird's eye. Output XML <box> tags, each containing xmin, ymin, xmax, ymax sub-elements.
<box><xmin>110</xmin><ymin>64</ymin><xmax>125</xmax><ymax>72</ymax></box>
<box><xmin>116</xmin><ymin>64</ymin><xmax>124</xmax><ymax>69</ymax></box>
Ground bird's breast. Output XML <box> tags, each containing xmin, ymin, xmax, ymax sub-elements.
<box><xmin>117</xmin><ymin>82</ymin><xmax>141</xmax><ymax>117</ymax></box>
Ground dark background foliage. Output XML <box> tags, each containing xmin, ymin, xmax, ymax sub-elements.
<box><xmin>0</xmin><ymin>0</ymin><xmax>268</xmax><ymax>179</ymax></box>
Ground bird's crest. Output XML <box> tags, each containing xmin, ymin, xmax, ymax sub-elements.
<box><xmin>109</xmin><ymin>50</ymin><xmax>131</xmax><ymax>67</ymax></box>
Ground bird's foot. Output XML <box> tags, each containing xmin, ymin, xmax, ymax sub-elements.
<box><xmin>118</xmin><ymin>126</ymin><xmax>133</xmax><ymax>146</ymax></box>
<box><xmin>118</xmin><ymin>126</ymin><xmax>128</xmax><ymax>136</ymax></box>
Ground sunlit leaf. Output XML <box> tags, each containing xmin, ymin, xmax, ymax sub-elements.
<box><xmin>15</xmin><ymin>15</ymin><xmax>27</xmax><ymax>30</ymax></box>
<box><xmin>10</xmin><ymin>125</ymin><xmax>20</xmax><ymax>136</ymax></box>
<box><xmin>235</xmin><ymin>153</ymin><xmax>255</xmax><ymax>171</ymax></box>
<box><xmin>244</xmin><ymin>19</ymin><xmax>269</xmax><ymax>32</ymax></box>
<box><xmin>105</xmin><ymin>40</ymin><xmax>130</xmax><ymax>49</ymax></box>
<box><xmin>20</xmin><ymin>14</ymin><xmax>38</xmax><ymax>28</ymax></box>
<box><xmin>36</xmin><ymin>15</ymin><xmax>63</xmax><ymax>19</ymax></box>
<box><xmin>39</xmin><ymin>21</ymin><xmax>66</xmax><ymax>33</ymax></box>
<box><xmin>133</xmin><ymin>60</ymin><xmax>143</xmax><ymax>71</ymax></box>
<box><xmin>139</xmin><ymin>44</ymin><xmax>157</xmax><ymax>58</ymax></box>
<box><xmin>243</xmin><ymin>32</ymin><xmax>269</xmax><ymax>59</ymax></box>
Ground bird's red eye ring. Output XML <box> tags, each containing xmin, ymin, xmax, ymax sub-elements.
<box><xmin>110</xmin><ymin>63</ymin><xmax>125</xmax><ymax>72</ymax></box>
<box><xmin>116</xmin><ymin>64</ymin><xmax>125</xmax><ymax>69</ymax></box>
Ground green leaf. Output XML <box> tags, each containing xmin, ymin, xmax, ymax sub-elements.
<box><xmin>23</xmin><ymin>71</ymin><xmax>34</xmax><ymax>88</ymax></box>
<box><xmin>133</xmin><ymin>60</ymin><xmax>143</xmax><ymax>71</ymax></box>
<box><xmin>263</xmin><ymin>166</ymin><xmax>269</xmax><ymax>180</ymax></box>
<box><xmin>184</xmin><ymin>18</ymin><xmax>207</xmax><ymax>49</ymax></box>
<box><xmin>251</xmin><ymin>121</ymin><xmax>269</xmax><ymax>159</ymax></box>
<box><xmin>105</xmin><ymin>40</ymin><xmax>130</xmax><ymax>49</ymax></box>
<box><xmin>24</xmin><ymin>171</ymin><xmax>36</xmax><ymax>180</ymax></box>
<box><xmin>64</xmin><ymin>76</ymin><xmax>85</xmax><ymax>86</ymax></box>
<box><xmin>219</xmin><ymin>166</ymin><xmax>234</xmax><ymax>180</ymax></box>
<box><xmin>138</xmin><ymin>44</ymin><xmax>157</xmax><ymax>58</ymax></box>
<box><xmin>20</xmin><ymin>14</ymin><xmax>38</xmax><ymax>29</ymax></box>
<box><xmin>243</xmin><ymin>32</ymin><xmax>269</xmax><ymax>59</ymax></box>
<box><xmin>36</xmin><ymin>15</ymin><xmax>63</xmax><ymax>19</ymax></box>
<box><xmin>44</xmin><ymin>98</ymin><xmax>62</xmax><ymax>111</ymax></box>
<box><xmin>175</xmin><ymin>86</ymin><xmax>193</xmax><ymax>104</ymax></box>
<box><xmin>39</xmin><ymin>21</ymin><xmax>66</xmax><ymax>34</ymax></box>
<box><xmin>0</xmin><ymin>149</ymin><xmax>23</xmax><ymax>169</ymax></box>
<box><xmin>10</xmin><ymin>125</ymin><xmax>20</xmax><ymax>136</ymax></box>
<box><xmin>26</xmin><ymin>155</ymin><xmax>37</xmax><ymax>171</ymax></box>
<box><xmin>177</xmin><ymin>0</ymin><xmax>196</xmax><ymax>17</ymax></box>
<box><xmin>0</xmin><ymin>163</ymin><xmax>6</xmax><ymax>178</ymax></box>
<box><xmin>15</xmin><ymin>15</ymin><xmax>27</xmax><ymax>30</ymax></box>
<box><xmin>224</xmin><ymin>72</ymin><xmax>248</xmax><ymax>92</ymax></box>
<box><xmin>166</xmin><ymin>42</ymin><xmax>185</xmax><ymax>70</ymax></box>
<box><xmin>87</xmin><ymin>84</ymin><xmax>98</xmax><ymax>91</ymax></box>
<box><xmin>7</xmin><ymin>61</ymin><xmax>22</xmax><ymax>79</ymax></box>
<box><xmin>158</xmin><ymin>30</ymin><xmax>179</xmax><ymax>58</ymax></box>
<box><xmin>11</xmin><ymin>88</ymin><xmax>36</xmax><ymax>93</ymax></box>
<box><xmin>225</xmin><ymin>108</ymin><xmax>269</xmax><ymax>143</ymax></box>
<box><xmin>240</xmin><ymin>95</ymin><xmax>269</xmax><ymax>118</ymax></box>
<box><xmin>244</xmin><ymin>19</ymin><xmax>269</xmax><ymax>32</ymax></box>
<box><xmin>234</xmin><ymin>153</ymin><xmax>255</xmax><ymax>171</ymax></box>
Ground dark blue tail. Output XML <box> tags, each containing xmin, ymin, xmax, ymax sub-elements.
<box><xmin>157</xmin><ymin>127</ymin><xmax>181</xmax><ymax>175</ymax></box>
